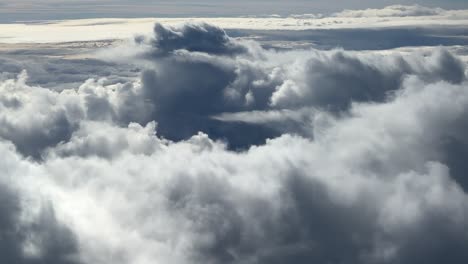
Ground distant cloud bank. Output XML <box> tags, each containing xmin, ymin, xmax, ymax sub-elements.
<box><xmin>0</xmin><ymin>5</ymin><xmax>468</xmax><ymax>43</ymax></box>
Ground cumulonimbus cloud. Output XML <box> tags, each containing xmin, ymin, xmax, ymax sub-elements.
<box><xmin>0</xmin><ymin>21</ymin><xmax>467</xmax><ymax>264</ymax></box>
<box><xmin>128</xmin><ymin>23</ymin><xmax>466</xmax><ymax>146</ymax></box>
<box><xmin>0</xmin><ymin>23</ymin><xmax>466</xmax><ymax>151</ymax></box>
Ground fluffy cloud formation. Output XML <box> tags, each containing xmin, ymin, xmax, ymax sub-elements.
<box><xmin>123</xmin><ymin>23</ymin><xmax>466</xmax><ymax>146</ymax></box>
<box><xmin>0</xmin><ymin>21</ymin><xmax>468</xmax><ymax>264</ymax></box>
<box><xmin>2</xmin><ymin>75</ymin><xmax>468</xmax><ymax>264</ymax></box>
<box><xmin>0</xmin><ymin>71</ymin><xmax>149</xmax><ymax>158</ymax></box>
<box><xmin>1</xmin><ymin>23</ymin><xmax>466</xmax><ymax>150</ymax></box>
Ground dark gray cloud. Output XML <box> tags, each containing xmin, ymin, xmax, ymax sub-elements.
<box><xmin>150</xmin><ymin>23</ymin><xmax>247</xmax><ymax>56</ymax></box>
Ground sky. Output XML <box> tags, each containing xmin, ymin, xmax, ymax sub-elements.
<box><xmin>1</xmin><ymin>2</ymin><xmax>468</xmax><ymax>264</ymax></box>
<box><xmin>0</xmin><ymin>0</ymin><xmax>467</xmax><ymax>21</ymax></box>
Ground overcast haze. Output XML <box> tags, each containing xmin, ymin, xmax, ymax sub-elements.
<box><xmin>1</xmin><ymin>0</ymin><xmax>467</xmax><ymax>21</ymax></box>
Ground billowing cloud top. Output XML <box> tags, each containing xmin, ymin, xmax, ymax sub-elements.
<box><xmin>149</xmin><ymin>23</ymin><xmax>246</xmax><ymax>55</ymax></box>
<box><xmin>1</xmin><ymin>5</ymin><xmax>468</xmax><ymax>264</ymax></box>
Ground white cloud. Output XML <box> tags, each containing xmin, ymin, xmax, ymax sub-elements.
<box><xmin>1</xmin><ymin>74</ymin><xmax>468</xmax><ymax>264</ymax></box>
<box><xmin>0</xmin><ymin>20</ymin><xmax>468</xmax><ymax>264</ymax></box>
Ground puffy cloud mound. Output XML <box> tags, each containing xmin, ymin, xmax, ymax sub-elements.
<box><xmin>268</xmin><ymin>48</ymin><xmax>465</xmax><ymax>110</ymax></box>
<box><xmin>0</xmin><ymin>22</ymin><xmax>468</xmax><ymax>264</ymax></box>
<box><xmin>49</xmin><ymin>121</ymin><xmax>163</xmax><ymax>159</ymax></box>
<box><xmin>0</xmin><ymin>71</ymin><xmax>150</xmax><ymax>158</ymax></box>
<box><xmin>0</xmin><ymin>71</ymin><xmax>80</xmax><ymax>158</ymax></box>
<box><xmin>148</xmin><ymin>23</ymin><xmax>247</xmax><ymax>56</ymax></box>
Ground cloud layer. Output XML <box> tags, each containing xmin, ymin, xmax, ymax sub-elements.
<box><xmin>1</xmin><ymin>5</ymin><xmax>468</xmax><ymax>43</ymax></box>
<box><xmin>333</xmin><ymin>4</ymin><xmax>450</xmax><ymax>17</ymax></box>
<box><xmin>0</xmin><ymin>20</ymin><xmax>468</xmax><ymax>264</ymax></box>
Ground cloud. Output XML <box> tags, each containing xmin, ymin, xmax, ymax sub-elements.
<box><xmin>239</xmin><ymin>27</ymin><xmax>468</xmax><ymax>51</ymax></box>
<box><xmin>0</xmin><ymin>142</ymin><xmax>80</xmax><ymax>263</ymax></box>
<box><xmin>1</xmin><ymin>23</ymin><xmax>465</xmax><ymax>154</ymax></box>
<box><xmin>0</xmin><ymin>43</ymin><xmax>140</xmax><ymax>90</ymax></box>
<box><xmin>48</xmin><ymin>121</ymin><xmax>163</xmax><ymax>159</ymax></box>
<box><xmin>333</xmin><ymin>4</ymin><xmax>447</xmax><ymax>17</ymax></box>
<box><xmin>1</xmin><ymin>75</ymin><xmax>467</xmax><ymax>264</ymax></box>
<box><xmin>269</xmin><ymin>48</ymin><xmax>465</xmax><ymax>110</ymax></box>
<box><xmin>212</xmin><ymin>108</ymin><xmax>317</xmax><ymax>138</ymax></box>
<box><xmin>0</xmin><ymin>70</ymin><xmax>148</xmax><ymax>158</ymax></box>
<box><xmin>0</xmin><ymin>21</ymin><xmax>468</xmax><ymax>264</ymax></box>
<box><xmin>149</xmin><ymin>23</ymin><xmax>247</xmax><ymax>56</ymax></box>
<box><xmin>126</xmin><ymin>24</ymin><xmax>465</xmax><ymax>146</ymax></box>
<box><xmin>0</xmin><ymin>71</ymin><xmax>80</xmax><ymax>158</ymax></box>
<box><xmin>2</xmin><ymin>5</ymin><xmax>468</xmax><ymax>43</ymax></box>
<box><xmin>213</xmin><ymin>108</ymin><xmax>314</xmax><ymax>124</ymax></box>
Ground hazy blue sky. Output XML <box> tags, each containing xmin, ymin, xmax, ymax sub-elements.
<box><xmin>1</xmin><ymin>0</ymin><xmax>467</xmax><ymax>21</ymax></box>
